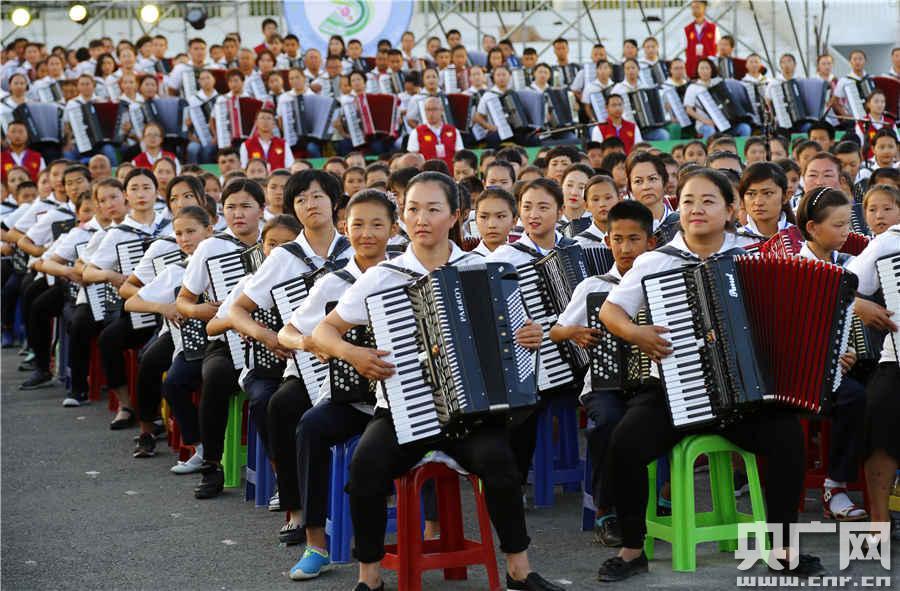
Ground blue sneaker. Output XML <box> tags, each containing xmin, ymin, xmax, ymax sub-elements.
<box><xmin>289</xmin><ymin>547</ymin><xmax>331</xmax><ymax>580</ymax></box>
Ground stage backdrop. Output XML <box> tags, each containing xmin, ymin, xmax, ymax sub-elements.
<box><xmin>283</xmin><ymin>0</ymin><xmax>414</xmax><ymax>56</ymax></box>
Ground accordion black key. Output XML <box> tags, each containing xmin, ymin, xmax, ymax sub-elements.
<box><xmin>627</xmin><ymin>88</ymin><xmax>667</xmax><ymax>129</ymax></box>
<box><xmin>580</xmin><ymin>245</ymin><xmax>616</xmax><ymax>276</ymax></box>
<box><xmin>876</xmin><ymin>252</ymin><xmax>900</xmax><ymax>356</ymax></box>
<box><xmin>365</xmin><ymin>262</ymin><xmax>537</xmax><ymax>445</ymax></box>
<box><xmin>14</xmin><ymin>103</ymin><xmax>63</xmax><ymax>144</ymax></box>
<box><xmin>587</xmin><ymin>292</ymin><xmax>651</xmax><ymax>392</ymax></box>
<box><xmin>327</xmin><ymin>301</ymin><xmax>376</xmax><ymax>406</ymax></box>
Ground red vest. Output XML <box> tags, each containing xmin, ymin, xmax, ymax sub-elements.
<box><xmin>684</xmin><ymin>20</ymin><xmax>717</xmax><ymax>78</ymax></box>
<box><xmin>415</xmin><ymin>124</ymin><xmax>457</xmax><ymax>168</ymax></box>
<box><xmin>243</xmin><ymin>135</ymin><xmax>287</xmax><ymax>170</ymax></box>
<box><xmin>1</xmin><ymin>149</ymin><xmax>43</xmax><ymax>183</ymax></box>
<box><xmin>857</xmin><ymin>115</ymin><xmax>897</xmax><ymax>159</ymax></box>
<box><xmin>596</xmin><ymin>121</ymin><xmax>637</xmax><ymax>154</ymax></box>
<box><xmin>132</xmin><ymin>150</ymin><xmax>177</xmax><ymax>170</ymax></box>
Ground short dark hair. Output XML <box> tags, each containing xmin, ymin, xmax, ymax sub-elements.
<box><xmin>475</xmin><ymin>186</ymin><xmax>517</xmax><ymax>217</ymax></box>
<box><xmin>453</xmin><ymin>149</ymin><xmax>478</xmax><ymax>171</ymax></box>
<box><xmin>63</xmin><ymin>164</ymin><xmax>92</xmax><ymax>183</ymax></box>
<box><xmin>406</xmin><ymin>171</ymin><xmax>460</xmax><ymax>211</ymax></box>
<box><xmin>284</xmin><ymin>170</ymin><xmax>342</xmax><ymax>219</ymax></box>
<box><xmin>222</xmin><ymin>178</ymin><xmax>265</xmax><ymax>207</ymax></box>
<box><xmin>484</xmin><ymin>160</ymin><xmax>516</xmax><ymax>183</ymax></box>
<box><xmin>676</xmin><ymin>168</ymin><xmax>737</xmax><ymax>207</ymax></box>
<box><xmin>625</xmin><ymin>151</ymin><xmax>668</xmax><ymax>192</ymax></box>
<box><xmin>123</xmin><ymin>167</ymin><xmax>155</xmax><ymax>190</ymax></box>
<box><xmin>495</xmin><ymin>147</ymin><xmax>524</xmax><ymax>166</ymax></box>
<box><xmin>869</xmin><ymin>167</ymin><xmax>899</xmax><ymax>186</ymax></box>
<box><xmin>521</xmin><ymin>177</ymin><xmax>564</xmax><ymax>208</ymax></box>
<box><xmin>833</xmin><ymin>140</ymin><xmax>862</xmax><ymax>157</ymax></box>
<box><xmin>388</xmin><ymin>167</ymin><xmax>420</xmax><ymax>192</ymax></box>
<box><xmin>422</xmin><ymin>159</ymin><xmax>451</xmax><ymax>175</ymax></box>
<box><xmin>261</xmin><ymin>18</ymin><xmax>278</xmax><ymax>30</ymax></box>
<box><xmin>738</xmin><ymin>162</ymin><xmax>788</xmax><ymax>199</ymax></box>
<box><xmin>808</xmin><ymin>121</ymin><xmax>835</xmax><ymax>140</ymax></box>
<box><xmin>166</xmin><ymin>175</ymin><xmax>207</xmax><ymax>209</ymax></box>
<box><xmin>607</xmin><ymin>200</ymin><xmax>653</xmax><ymax>236</ymax></box>
<box><xmin>174</xmin><ymin>205</ymin><xmax>211</xmax><ymax>228</ymax></box>
<box><xmin>743</xmin><ymin>136</ymin><xmax>766</xmax><ymax>156</ymax></box>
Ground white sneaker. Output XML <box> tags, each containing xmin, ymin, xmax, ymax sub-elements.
<box><xmin>170</xmin><ymin>451</ymin><xmax>204</xmax><ymax>474</ymax></box>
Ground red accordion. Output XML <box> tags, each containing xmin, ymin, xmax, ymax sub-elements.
<box><xmin>760</xmin><ymin>227</ymin><xmax>870</xmax><ymax>257</ymax></box>
<box><xmin>356</xmin><ymin>93</ymin><xmax>400</xmax><ymax>139</ymax></box>
<box><xmin>447</xmin><ymin>93</ymin><xmax>472</xmax><ymax>129</ymax></box>
<box><xmin>737</xmin><ymin>254</ymin><xmax>857</xmax><ymax>414</ymax></box>
<box><xmin>840</xmin><ymin>231</ymin><xmax>870</xmax><ymax>256</ymax></box>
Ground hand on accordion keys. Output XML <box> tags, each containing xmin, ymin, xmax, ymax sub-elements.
<box><xmin>514</xmin><ymin>318</ymin><xmax>544</xmax><ymax>350</ymax></box>
<box><xmin>346</xmin><ymin>345</ymin><xmax>394</xmax><ymax>381</ymax></box>
<box><xmin>161</xmin><ymin>303</ymin><xmax>183</xmax><ymax>328</ymax></box>
<box><xmin>255</xmin><ymin>325</ymin><xmax>293</xmax><ymax>360</ymax></box>
<box><xmin>839</xmin><ymin>350</ymin><xmax>857</xmax><ymax>375</ymax></box>
<box><xmin>854</xmin><ymin>297</ymin><xmax>897</xmax><ymax>333</ymax></box>
<box><xmin>629</xmin><ymin>324</ymin><xmax>672</xmax><ymax>362</ymax></box>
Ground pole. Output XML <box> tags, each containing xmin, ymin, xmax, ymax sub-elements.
<box><xmin>494</xmin><ymin>2</ymin><xmax>507</xmax><ymax>37</ymax></box>
<box><xmin>748</xmin><ymin>1</ymin><xmax>775</xmax><ymax>74</ymax></box>
<box><xmin>784</xmin><ymin>1</ymin><xmax>808</xmax><ymax>76</ymax></box>
<box><xmin>432</xmin><ymin>1</ymin><xmax>448</xmax><ymax>38</ymax></box>
<box><xmin>620</xmin><ymin>0</ymin><xmax>626</xmax><ymax>54</ymax></box>
<box><xmin>582</xmin><ymin>1</ymin><xmax>601</xmax><ymax>45</ymax></box>
<box><xmin>636</xmin><ymin>1</ymin><xmax>653</xmax><ymax>37</ymax></box>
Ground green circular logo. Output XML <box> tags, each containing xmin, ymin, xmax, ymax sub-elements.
<box><xmin>319</xmin><ymin>0</ymin><xmax>371</xmax><ymax>37</ymax></box>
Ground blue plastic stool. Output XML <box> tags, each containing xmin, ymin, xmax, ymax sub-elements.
<box><xmin>582</xmin><ymin>429</ymin><xmax>597</xmax><ymax>531</ymax></box>
<box><xmin>530</xmin><ymin>396</ymin><xmax>584</xmax><ymax>508</ymax></box>
<box><xmin>13</xmin><ymin>300</ymin><xmax>26</xmax><ymax>345</ymax></box>
<box><xmin>245</xmin><ymin>415</ymin><xmax>276</xmax><ymax>508</ymax></box>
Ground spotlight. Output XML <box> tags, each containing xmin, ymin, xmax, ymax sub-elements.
<box><xmin>68</xmin><ymin>3</ymin><xmax>88</xmax><ymax>24</ymax></box>
<box><xmin>185</xmin><ymin>6</ymin><xmax>208</xmax><ymax>30</ymax></box>
<box><xmin>10</xmin><ymin>7</ymin><xmax>31</xmax><ymax>28</ymax></box>
<box><xmin>140</xmin><ymin>3</ymin><xmax>160</xmax><ymax>24</ymax></box>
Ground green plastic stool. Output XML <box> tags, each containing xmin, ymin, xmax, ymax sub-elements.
<box><xmin>222</xmin><ymin>391</ymin><xmax>249</xmax><ymax>488</ymax></box>
<box><xmin>645</xmin><ymin>434</ymin><xmax>767</xmax><ymax>572</ymax></box>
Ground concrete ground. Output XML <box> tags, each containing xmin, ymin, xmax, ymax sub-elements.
<box><xmin>1</xmin><ymin>348</ymin><xmax>896</xmax><ymax>590</ymax></box>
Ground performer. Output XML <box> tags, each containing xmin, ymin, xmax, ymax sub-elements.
<box><xmin>470</xmin><ymin>187</ymin><xmax>518</xmax><ymax>256</ymax></box>
<box><xmin>239</xmin><ymin>108</ymin><xmax>294</xmax><ymax>170</ymax></box>
<box><xmin>407</xmin><ymin>97</ymin><xmax>464</xmax><ymax>169</ymax></box>
<box><xmin>855</xmin><ymin>90</ymin><xmax>898</xmax><ymax>160</ymax></box>
<box><xmin>597</xmin><ymin>168</ymin><xmax>822</xmax><ymax>581</ymax></box>
<box><xmin>1</xmin><ymin>121</ymin><xmax>46</xmax><ymax>183</ymax></box>
<box><xmin>736</xmin><ymin>162</ymin><xmax>797</xmax><ymax>240</ymax></box>
<box><xmin>550</xmin><ymin>200</ymin><xmax>655</xmax><ymax>547</ymax></box>
<box><xmin>683</xmin><ymin>0</ymin><xmax>718</xmax><ymax>78</ymax></box>
<box><xmin>574</xmin><ymin>174</ymin><xmax>623</xmax><ymax>247</ymax></box>
<box><xmin>312</xmin><ymin>172</ymin><xmax>561</xmax><ymax>591</ymax></box>
<box><xmin>591</xmin><ymin>95</ymin><xmax>641</xmax><ymax>153</ymax></box>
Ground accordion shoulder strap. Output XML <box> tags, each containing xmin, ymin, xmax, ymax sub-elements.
<box><xmin>510</xmin><ymin>241</ymin><xmax>540</xmax><ymax>257</ymax></box>
<box><xmin>332</xmin><ymin>269</ymin><xmax>357</xmax><ymax>285</ymax></box>
<box><xmin>835</xmin><ymin>252</ymin><xmax>853</xmax><ymax>267</ymax></box>
<box><xmin>656</xmin><ymin>245</ymin><xmax>700</xmax><ymax>262</ymax></box>
<box><xmin>576</xmin><ymin>230</ymin><xmax>604</xmax><ymax>243</ymax></box>
<box><xmin>381</xmin><ymin>263</ymin><xmax>422</xmax><ymax>279</ymax></box>
<box><xmin>556</xmin><ymin>236</ymin><xmax>577</xmax><ymax>248</ymax></box>
<box><xmin>54</xmin><ymin>206</ymin><xmax>76</xmax><ymax>218</ymax></box>
<box><xmin>154</xmin><ymin>235</ymin><xmax>177</xmax><ymax>244</ymax></box>
<box><xmin>212</xmin><ymin>232</ymin><xmax>246</xmax><ymax>247</ymax></box>
<box><xmin>598</xmin><ymin>273</ymin><xmax>620</xmax><ymax>285</ymax></box>
<box><xmin>114</xmin><ymin>224</ymin><xmax>152</xmax><ymax>238</ymax></box>
<box><xmin>279</xmin><ymin>241</ymin><xmax>316</xmax><ymax>268</ymax></box>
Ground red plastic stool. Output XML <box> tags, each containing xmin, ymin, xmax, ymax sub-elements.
<box><xmin>382</xmin><ymin>462</ymin><xmax>502</xmax><ymax>591</ymax></box>
<box><xmin>87</xmin><ymin>339</ymin><xmax>106</xmax><ymax>402</ymax></box>
<box><xmin>799</xmin><ymin>418</ymin><xmax>869</xmax><ymax>512</ymax></box>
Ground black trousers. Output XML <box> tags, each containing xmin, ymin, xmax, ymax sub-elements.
<box><xmin>20</xmin><ymin>272</ymin><xmax>43</xmax><ymax>340</ymax></box>
<box><xmin>296</xmin><ymin>400</ymin><xmax>371</xmax><ymax>527</ymax></box>
<box><xmin>865</xmin><ymin>362</ymin><xmax>900</xmax><ymax>462</ymax></box>
<box><xmin>68</xmin><ymin>303</ymin><xmax>104</xmax><ymax>394</ymax></box>
<box><xmin>266</xmin><ymin>376</ymin><xmax>313</xmax><ymax>511</ymax></box>
<box><xmin>163</xmin><ymin>352</ymin><xmax>202</xmax><ymax>444</ymax></box>
<box><xmin>1</xmin><ymin>267</ymin><xmax>22</xmax><ymax>329</ymax></box>
<box><xmin>348</xmin><ymin>410</ymin><xmax>530</xmax><ymax>563</ymax></box>
<box><xmin>582</xmin><ymin>390</ymin><xmax>627</xmax><ymax>512</ymax></box>
<box><xmin>242</xmin><ymin>370</ymin><xmax>281</xmax><ymax>460</ymax></box>
<box><xmin>136</xmin><ymin>332</ymin><xmax>173</xmax><ymax>422</ymax></box>
<box><xmin>97</xmin><ymin>314</ymin><xmax>156</xmax><ymax>390</ymax></box>
<box><xmin>199</xmin><ymin>340</ymin><xmax>241</xmax><ymax>463</ymax></box>
<box><xmin>827</xmin><ymin>376</ymin><xmax>867</xmax><ymax>483</ymax></box>
<box><xmin>28</xmin><ymin>282</ymin><xmax>64</xmax><ymax>371</ymax></box>
<box><xmin>608</xmin><ymin>383</ymin><xmax>804</xmax><ymax>549</ymax></box>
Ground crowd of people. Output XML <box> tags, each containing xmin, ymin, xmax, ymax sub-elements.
<box><xmin>1</xmin><ymin>1</ymin><xmax>900</xmax><ymax>590</ymax></box>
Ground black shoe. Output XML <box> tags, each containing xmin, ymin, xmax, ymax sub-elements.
<box><xmin>506</xmin><ymin>572</ymin><xmax>566</xmax><ymax>591</ymax></box>
<box><xmin>110</xmin><ymin>408</ymin><xmax>136</xmax><ymax>430</ymax></box>
<box><xmin>597</xmin><ymin>553</ymin><xmax>649</xmax><ymax>582</ymax></box>
<box><xmin>17</xmin><ymin>359</ymin><xmax>36</xmax><ymax>372</ymax></box>
<box><xmin>593</xmin><ymin>515</ymin><xmax>623</xmax><ymax>547</ymax></box>
<box><xmin>133</xmin><ymin>432</ymin><xmax>157</xmax><ymax>458</ymax></box>
<box><xmin>194</xmin><ymin>463</ymin><xmax>225</xmax><ymax>499</ymax></box>
<box><xmin>19</xmin><ymin>369</ymin><xmax>53</xmax><ymax>390</ymax></box>
<box><xmin>352</xmin><ymin>583</ymin><xmax>383</xmax><ymax>591</ymax></box>
<box><xmin>768</xmin><ymin>554</ymin><xmax>826</xmax><ymax>577</ymax></box>
<box><xmin>278</xmin><ymin>522</ymin><xmax>306</xmax><ymax>546</ymax></box>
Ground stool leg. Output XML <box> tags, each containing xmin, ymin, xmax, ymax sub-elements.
<box><xmin>436</xmin><ymin>472</ymin><xmax>467</xmax><ymax>581</ymax></box>
<box><xmin>399</xmin><ymin>474</ymin><xmax>420</xmax><ymax>591</ymax></box>
<box><xmin>533</xmin><ymin>409</ymin><xmax>554</xmax><ymax>508</ymax></box>
<box><xmin>710</xmin><ymin>452</ymin><xmax>739</xmax><ymax>553</ymax></box>
<box><xmin>672</xmin><ymin>444</ymin><xmax>696</xmax><ymax>572</ymax></box>
<box><xmin>582</xmin><ymin>436</ymin><xmax>596</xmax><ymax>532</ymax></box>
<box><xmin>644</xmin><ymin>460</ymin><xmax>657</xmax><ymax>560</ymax></box>
<box><xmin>245</xmin><ymin>419</ymin><xmax>258</xmax><ymax>502</ymax></box>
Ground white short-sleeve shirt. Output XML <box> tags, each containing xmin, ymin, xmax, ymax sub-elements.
<box><xmin>846</xmin><ymin>226</ymin><xmax>900</xmax><ymax>363</ymax></box>
<box><xmin>181</xmin><ymin>229</ymin><xmax>255</xmax><ymax>298</ymax></box>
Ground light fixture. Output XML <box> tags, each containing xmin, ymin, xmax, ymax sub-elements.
<box><xmin>68</xmin><ymin>3</ymin><xmax>88</xmax><ymax>24</ymax></box>
<box><xmin>10</xmin><ymin>7</ymin><xmax>31</xmax><ymax>27</ymax></box>
<box><xmin>139</xmin><ymin>3</ymin><xmax>160</xmax><ymax>24</ymax></box>
<box><xmin>185</xmin><ymin>5</ymin><xmax>208</xmax><ymax>30</ymax></box>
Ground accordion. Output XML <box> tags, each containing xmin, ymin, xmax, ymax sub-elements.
<box><xmin>205</xmin><ymin>248</ymin><xmax>254</xmax><ymax>369</ymax></box>
<box><xmin>33</xmin><ymin>81</ymin><xmax>64</xmax><ymax>104</ymax></box>
<box><xmin>270</xmin><ymin>270</ymin><xmax>331</xmax><ymax>396</ymax></box>
<box><xmin>481</xmin><ymin>92</ymin><xmax>514</xmax><ymax>140</ymax></box>
<box><xmin>640</xmin><ymin>62</ymin><xmax>668</xmax><ymax>86</ymax></box>
<box><xmin>187</xmin><ymin>97</ymin><xmax>216</xmax><ymax>147</ymax></box>
<box><xmin>447</xmin><ymin>93</ymin><xmax>472</xmax><ymax>130</ymax></box>
<box><xmin>13</xmin><ymin>103</ymin><xmax>63</xmax><ymax>144</ymax></box>
<box><xmin>68</xmin><ymin>101</ymin><xmax>128</xmax><ymax>153</ymax></box>
<box><xmin>841</xmin><ymin>232</ymin><xmax>870</xmax><ymax>257</ymax></box>
<box><xmin>876</xmin><ymin>252</ymin><xmax>900</xmax><ymax>355</ymax></box>
<box><xmin>850</xmin><ymin>203</ymin><xmax>871</xmax><ymax>236</ymax></box>
<box><xmin>283</xmin><ymin>94</ymin><xmax>338</xmax><ymax>146</ymax></box>
<box><xmin>327</xmin><ymin>301</ymin><xmax>377</xmax><ymax>405</ymax></box>
<box><xmin>587</xmin><ymin>292</ymin><xmax>651</xmax><ymax>391</ymax></box>
<box><xmin>146</xmin><ymin>97</ymin><xmax>188</xmax><ymax>140</ymax></box>
<box><xmin>759</xmin><ymin>226</ymin><xmax>803</xmax><ymax>257</ymax></box>
<box><xmin>544</xmin><ymin>88</ymin><xmax>577</xmax><ymax>129</ymax></box>
<box><xmin>500</xmin><ymin>90</ymin><xmax>534</xmax><ymax>132</ymax></box>
<box><xmin>627</xmin><ymin>88</ymin><xmax>667</xmax><ymax>129</ymax></box>
<box><xmin>643</xmin><ymin>255</ymin><xmax>856</xmax><ymax>428</ymax></box>
<box><xmin>844</xmin><ymin>77</ymin><xmax>876</xmax><ymax>121</ymax></box>
<box><xmin>560</xmin><ymin>217</ymin><xmax>592</xmax><ymax>239</ymax></box>
<box><xmin>116</xmin><ymin>239</ymin><xmax>157</xmax><ymax>329</ymax></box>
<box><xmin>516</xmin><ymin>245</ymin><xmax>590</xmax><ymax>391</ymax></box>
<box><xmin>661</xmin><ymin>85</ymin><xmax>692</xmax><ymax>128</ymax></box>
<box><xmin>215</xmin><ymin>96</ymin><xmax>262</xmax><ymax>149</ymax></box>
<box><xmin>770</xmin><ymin>78</ymin><xmax>824</xmax><ymax>129</ymax></box>
<box><xmin>359</xmin><ymin>93</ymin><xmax>400</xmax><ymax>138</ymax></box>
<box><xmin>581</xmin><ymin>244</ymin><xmax>616</xmax><ymax>276</ymax></box>
<box><xmin>365</xmin><ymin>262</ymin><xmax>537</xmax><ymax>445</ymax></box>
<box><xmin>695</xmin><ymin>89</ymin><xmax>732</xmax><ymax>132</ymax></box>
<box><xmin>51</xmin><ymin>218</ymin><xmax>76</xmax><ymax>240</ymax></box>
<box><xmin>707</xmin><ymin>81</ymin><xmax>752</xmax><ymax>124</ymax></box>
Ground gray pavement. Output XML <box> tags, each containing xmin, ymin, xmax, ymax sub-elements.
<box><xmin>1</xmin><ymin>348</ymin><xmax>896</xmax><ymax>590</ymax></box>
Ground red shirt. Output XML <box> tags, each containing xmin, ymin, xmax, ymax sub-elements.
<box><xmin>1</xmin><ymin>148</ymin><xmax>44</xmax><ymax>183</ymax></box>
<box><xmin>414</xmin><ymin>124</ymin><xmax>458</xmax><ymax>168</ymax></box>
<box><xmin>595</xmin><ymin>121</ymin><xmax>637</xmax><ymax>154</ymax></box>
<box><xmin>243</xmin><ymin>135</ymin><xmax>287</xmax><ymax>170</ymax></box>
<box><xmin>132</xmin><ymin>150</ymin><xmax>177</xmax><ymax>170</ymax></box>
<box><xmin>684</xmin><ymin>20</ymin><xmax>717</xmax><ymax>78</ymax></box>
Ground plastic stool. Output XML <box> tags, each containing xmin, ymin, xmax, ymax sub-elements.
<box><xmin>645</xmin><ymin>434</ymin><xmax>767</xmax><ymax>572</ymax></box>
<box><xmin>582</xmin><ymin>434</ymin><xmax>597</xmax><ymax>531</ymax></box>
<box><xmin>382</xmin><ymin>462</ymin><xmax>502</xmax><ymax>591</ymax></box>
<box><xmin>326</xmin><ymin>436</ymin><xmax>360</xmax><ymax>563</ymax></box>
<box><xmin>530</xmin><ymin>396</ymin><xmax>584</xmax><ymax>508</ymax></box>
<box><xmin>326</xmin><ymin>436</ymin><xmax>398</xmax><ymax>564</ymax></box>
<box><xmin>245</xmin><ymin>414</ymin><xmax>276</xmax><ymax>507</ymax></box>
<box><xmin>222</xmin><ymin>391</ymin><xmax>249</xmax><ymax>488</ymax></box>
<box><xmin>12</xmin><ymin>299</ymin><xmax>26</xmax><ymax>345</ymax></box>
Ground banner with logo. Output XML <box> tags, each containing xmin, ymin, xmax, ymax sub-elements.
<box><xmin>283</xmin><ymin>0</ymin><xmax>414</xmax><ymax>56</ymax></box>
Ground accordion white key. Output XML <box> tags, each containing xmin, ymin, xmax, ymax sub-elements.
<box><xmin>590</xmin><ymin>92</ymin><xmax>609</xmax><ymax>122</ymax></box>
<box><xmin>341</xmin><ymin>101</ymin><xmax>367</xmax><ymax>147</ymax></box>
<box><xmin>271</xmin><ymin>276</ymin><xmax>329</xmax><ymax>396</ymax></box>
<box><xmin>188</xmin><ymin>100</ymin><xmax>214</xmax><ymax>147</ymax></box>
<box><xmin>481</xmin><ymin>92</ymin><xmax>514</xmax><ymax>140</ymax></box>
<box><xmin>442</xmin><ymin>66</ymin><xmax>460</xmax><ymax>94</ymax></box>
<box><xmin>769</xmin><ymin>83</ymin><xmax>795</xmax><ymax>129</ymax></box>
<box><xmin>662</xmin><ymin>86</ymin><xmax>692</xmax><ymax>127</ymax></box>
<box><xmin>696</xmin><ymin>89</ymin><xmax>731</xmax><ymax>132</ymax></box>
<box><xmin>214</xmin><ymin>96</ymin><xmax>232</xmax><ymax>148</ymax></box>
<box><xmin>66</xmin><ymin>102</ymin><xmax>94</xmax><ymax>154</ymax></box>
<box><xmin>845</xmin><ymin>81</ymin><xmax>868</xmax><ymax>121</ymax></box>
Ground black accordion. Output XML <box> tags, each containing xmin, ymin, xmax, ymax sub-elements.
<box><xmin>283</xmin><ymin>94</ymin><xmax>338</xmax><ymax>146</ymax></box>
<box><xmin>13</xmin><ymin>103</ymin><xmax>63</xmax><ymax>144</ymax></box>
<box><xmin>327</xmin><ymin>301</ymin><xmax>377</xmax><ymax>406</ymax></box>
<box><xmin>51</xmin><ymin>219</ymin><xmax>76</xmax><ymax>240</ymax></box>
<box><xmin>627</xmin><ymin>89</ymin><xmax>667</xmax><ymax>129</ymax></box>
<box><xmin>365</xmin><ymin>262</ymin><xmax>537</xmax><ymax>445</ymax></box>
<box><xmin>544</xmin><ymin>88</ymin><xmax>577</xmax><ymax>128</ymax></box>
<box><xmin>516</xmin><ymin>244</ymin><xmax>590</xmax><ymax>391</ymax></box>
<box><xmin>707</xmin><ymin>81</ymin><xmax>753</xmax><ymax>124</ymax></box>
<box><xmin>587</xmin><ymin>292</ymin><xmax>651</xmax><ymax>392</ymax></box>
<box><xmin>642</xmin><ymin>255</ymin><xmax>857</xmax><ymax>429</ymax></box>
